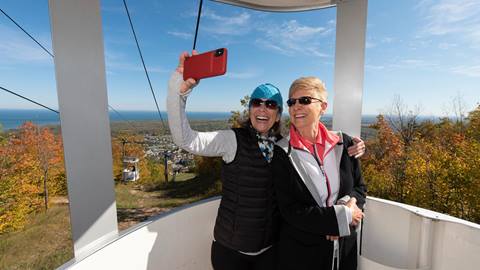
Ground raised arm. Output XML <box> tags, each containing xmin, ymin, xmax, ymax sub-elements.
<box><xmin>166</xmin><ymin>52</ymin><xmax>237</xmax><ymax>163</ymax></box>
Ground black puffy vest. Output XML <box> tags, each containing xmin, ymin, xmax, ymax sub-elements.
<box><xmin>213</xmin><ymin>128</ymin><xmax>279</xmax><ymax>252</ymax></box>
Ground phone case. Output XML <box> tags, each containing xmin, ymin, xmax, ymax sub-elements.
<box><xmin>183</xmin><ymin>48</ymin><xmax>227</xmax><ymax>81</ymax></box>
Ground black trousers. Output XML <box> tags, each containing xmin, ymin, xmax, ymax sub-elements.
<box><xmin>277</xmin><ymin>232</ymin><xmax>358</xmax><ymax>270</ymax></box>
<box><xmin>211</xmin><ymin>241</ymin><xmax>276</xmax><ymax>270</ymax></box>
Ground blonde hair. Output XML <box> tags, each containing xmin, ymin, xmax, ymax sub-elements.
<box><xmin>288</xmin><ymin>76</ymin><xmax>328</xmax><ymax>102</ymax></box>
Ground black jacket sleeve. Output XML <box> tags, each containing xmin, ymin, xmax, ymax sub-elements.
<box><xmin>342</xmin><ymin>133</ymin><xmax>367</xmax><ymax>209</ymax></box>
<box><xmin>272</xmin><ymin>145</ymin><xmax>340</xmax><ymax>236</ymax></box>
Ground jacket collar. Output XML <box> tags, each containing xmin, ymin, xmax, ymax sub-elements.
<box><xmin>289</xmin><ymin>122</ymin><xmax>340</xmax><ymax>155</ymax></box>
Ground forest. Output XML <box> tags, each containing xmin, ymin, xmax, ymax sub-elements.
<box><xmin>1</xmin><ymin>104</ymin><xmax>479</xmax><ymax>234</ymax></box>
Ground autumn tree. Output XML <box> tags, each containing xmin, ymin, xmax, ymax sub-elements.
<box><xmin>386</xmin><ymin>95</ymin><xmax>421</xmax><ymax>147</ymax></box>
<box><xmin>228</xmin><ymin>95</ymin><xmax>250</xmax><ymax>128</ymax></box>
<box><xmin>0</xmin><ymin>130</ymin><xmax>38</xmax><ymax>233</ymax></box>
<box><xmin>466</xmin><ymin>104</ymin><xmax>480</xmax><ymax>141</ymax></box>
<box><xmin>363</xmin><ymin>104</ymin><xmax>480</xmax><ymax>224</ymax></box>
<box><xmin>0</xmin><ymin>122</ymin><xmax>65</xmax><ymax>233</ymax></box>
<box><xmin>37</xmin><ymin>127</ymin><xmax>64</xmax><ymax>209</ymax></box>
<box><xmin>111</xmin><ymin>133</ymin><xmax>167</xmax><ymax>189</ymax></box>
<box><xmin>363</xmin><ymin>115</ymin><xmax>405</xmax><ymax>201</ymax></box>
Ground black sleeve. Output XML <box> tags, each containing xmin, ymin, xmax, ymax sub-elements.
<box><xmin>343</xmin><ymin>134</ymin><xmax>367</xmax><ymax>209</ymax></box>
<box><xmin>272</xmin><ymin>146</ymin><xmax>340</xmax><ymax>236</ymax></box>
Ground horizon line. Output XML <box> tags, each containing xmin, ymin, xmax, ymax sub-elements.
<box><xmin>0</xmin><ymin>108</ymin><xmax>456</xmax><ymax>118</ymax></box>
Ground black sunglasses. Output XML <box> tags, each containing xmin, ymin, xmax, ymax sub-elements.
<box><xmin>286</xmin><ymin>96</ymin><xmax>324</xmax><ymax>107</ymax></box>
<box><xmin>250</xmin><ymin>98</ymin><xmax>279</xmax><ymax>110</ymax></box>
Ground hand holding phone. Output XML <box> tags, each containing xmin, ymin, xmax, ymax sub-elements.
<box><xmin>183</xmin><ymin>48</ymin><xmax>228</xmax><ymax>81</ymax></box>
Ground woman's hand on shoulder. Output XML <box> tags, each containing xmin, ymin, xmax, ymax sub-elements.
<box><xmin>176</xmin><ymin>51</ymin><xmax>199</xmax><ymax>94</ymax></box>
<box><xmin>347</xmin><ymin>136</ymin><xmax>365</xmax><ymax>158</ymax></box>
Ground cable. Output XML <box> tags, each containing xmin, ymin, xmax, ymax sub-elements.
<box><xmin>0</xmin><ymin>86</ymin><xmax>59</xmax><ymax>114</ymax></box>
<box><xmin>193</xmin><ymin>0</ymin><xmax>204</xmax><ymax>51</ymax></box>
<box><xmin>122</xmin><ymin>0</ymin><xmax>167</xmax><ymax>132</ymax></box>
<box><xmin>0</xmin><ymin>5</ymin><xmax>141</xmax><ymax>128</ymax></box>
<box><xmin>1</xmin><ymin>7</ymin><xmax>137</xmax><ymax>128</ymax></box>
<box><xmin>108</xmin><ymin>105</ymin><xmax>137</xmax><ymax>130</ymax></box>
<box><xmin>0</xmin><ymin>8</ymin><xmax>54</xmax><ymax>58</ymax></box>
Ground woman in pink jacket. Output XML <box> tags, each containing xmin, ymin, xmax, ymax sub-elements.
<box><xmin>272</xmin><ymin>76</ymin><xmax>366</xmax><ymax>270</ymax></box>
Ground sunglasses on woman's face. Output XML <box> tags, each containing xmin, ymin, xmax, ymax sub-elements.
<box><xmin>286</xmin><ymin>96</ymin><xmax>324</xmax><ymax>107</ymax></box>
<box><xmin>250</xmin><ymin>98</ymin><xmax>279</xmax><ymax>110</ymax></box>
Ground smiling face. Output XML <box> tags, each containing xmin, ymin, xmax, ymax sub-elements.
<box><xmin>249</xmin><ymin>99</ymin><xmax>280</xmax><ymax>136</ymax></box>
<box><xmin>288</xmin><ymin>88</ymin><xmax>327</xmax><ymax>131</ymax></box>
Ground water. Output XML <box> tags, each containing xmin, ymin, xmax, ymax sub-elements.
<box><xmin>0</xmin><ymin>109</ymin><xmax>435</xmax><ymax>131</ymax></box>
<box><xmin>0</xmin><ymin>109</ymin><xmax>231</xmax><ymax>130</ymax></box>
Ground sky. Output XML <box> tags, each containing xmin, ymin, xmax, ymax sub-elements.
<box><xmin>0</xmin><ymin>0</ymin><xmax>479</xmax><ymax>117</ymax></box>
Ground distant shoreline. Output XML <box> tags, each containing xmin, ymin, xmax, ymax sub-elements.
<box><xmin>0</xmin><ymin>109</ymin><xmax>232</xmax><ymax>130</ymax></box>
<box><xmin>0</xmin><ymin>108</ymin><xmax>441</xmax><ymax>131</ymax></box>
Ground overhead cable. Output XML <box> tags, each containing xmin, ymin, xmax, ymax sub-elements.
<box><xmin>108</xmin><ymin>105</ymin><xmax>138</xmax><ymax>130</ymax></box>
<box><xmin>0</xmin><ymin>8</ymin><xmax>54</xmax><ymax>58</ymax></box>
<box><xmin>122</xmin><ymin>0</ymin><xmax>167</xmax><ymax>132</ymax></box>
<box><xmin>1</xmin><ymin>7</ymin><xmax>134</xmax><ymax>126</ymax></box>
<box><xmin>0</xmin><ymin>86</ymin><xmax>59</xmax><ymax>114</ymax></box>
<box><xmin>193</xmin><ymin>0</ymin><xmax>204</xmax><ymax>50</ymax></box>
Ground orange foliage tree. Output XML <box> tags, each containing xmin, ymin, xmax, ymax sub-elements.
<box><xmin>111</xmin><ymin>134</ymin><xmax>166</xmax><ymax>187</ymax></box>
<box><xmin>0</xmin><ymin>122</ymin><xmax>65</xmax><ymax>233</ymax></box>
<box><xmin>363</xmin><ymin>107</ymin><xmax>480</xmax><ymax>223</ymax></box>
<box><xmin>362</xmin><ymin>115</ymin><xmax>406</xmax><ymax>201</ymax></box>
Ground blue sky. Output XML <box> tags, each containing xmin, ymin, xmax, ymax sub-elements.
<box><xmin>0</xmin><ymin>0</ymin><xmax>479</xmax><ymax>116</ymax></box>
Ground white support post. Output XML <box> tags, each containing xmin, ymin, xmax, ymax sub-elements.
<box><xmin>332</xmin><ymin>0</ymin><xmax>368</xmax><ymax>137</ymax></box>
<box><xmin>48</xmin><ymin>0</ymin><xmax>118</xmax><ymax>259</ymax></box>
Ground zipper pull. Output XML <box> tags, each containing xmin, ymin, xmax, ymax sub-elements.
<box><xmin>319</xmin><ymin>163</ymin><xmax>326</xmax><ymax>176</ymax></box>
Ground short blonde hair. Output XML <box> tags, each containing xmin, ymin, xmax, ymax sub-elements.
<box><xmin>288</xmin><ymin>76</ymin><xmax>328</xmax><ymax>102</ymax></box>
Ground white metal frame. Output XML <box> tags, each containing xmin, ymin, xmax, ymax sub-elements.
<box><xmin>49</xmin><ymin>0</ymin><xmax>118</xmax><ymax>259</ymax></box>
<box><xmin>333</xmin><ymin>0</ymin><xmax>368</xmax><ymax>137</ymax></box>
<box><xmin>49</xmin><ymin>0</ymin><xmax>368</xmax><ymax>261</ymax></box>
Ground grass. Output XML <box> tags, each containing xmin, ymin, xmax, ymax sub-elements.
<box><xmin>0</xmin><ymin>205</ymin><xmax>73</xmax><ymax>270</ymax></box>
<box><xmin>115</xmin><ymin>173</ymin><xmax>221</xmax><ymax>230</ymax></box>
<box><xmin>0</xmin><ymin>173</ymin><xmax>221</xmax><ymax>270</ymax></box>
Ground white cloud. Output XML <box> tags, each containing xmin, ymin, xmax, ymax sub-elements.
<box><xmin>438</xmin><ymin>42</ymin><xmax>457</xmax><ymax>49</ymax></box>
<box><xmin>365</xmin><ymin>41</ymin><xmax>376</xmax><ymax>49</ymax></box>
<box><xmin>226</xmin><ymin>69</ymin><xmax>261</xmax><ymax>79</ymax></box>
<box><xmin>0</xmin><ymin>25</ymin><xmax>52</xmax><ymax>65</ymax></box>
<box><xmin>254</xmin><ymin>39</ymin><xmax>292</xmax><ymax>55</ymax></box>
<box><xmin>395</xmin><ymin>59</ymin><xmax>437</xmax><ymax>68</ymax></box>
<box><xmin>203</xmin><ymin>9</ymin><xmax>250</xmax><ymax>25</ymax></box>
<box><xmin>104</xmin><ymin>50</ymin><xmax>168</xmax><ymax>74</ymax></box>
<box><xmin>201</xmin><ymin>9</ymin><xmax>252</xmax><ymax>36</ymax></box>
<box><xmin>365</xmin><ymin>64</ymin><xmax>385</xmax><ymax>70</ymax></box>
<box><xmin>381</xmin><ymin>37</ymin><xmax>395</xmax><ymax>43</ymax></box>
<box><xmin>377</xmin><ymin>58</ymin><xmax>439</xmax><ymax>70</ymax></box>
<box><xmin>418</xmin><ymin>0</ymin><xmax>480</xmax><ymax>47</ymax></box>
<box><xmin>167</xmin><ymin>31</ymin><xmax>193</xmax><ymax>40</ymax></box>
<box><xmin>256</xmin><ymin>20</ymin><xmax>333</xmax><ymax>58</ymax></box>
<box><xmin>401</xmin><ymin>59</ymin><xmax>427</xmax><ymax>65</ymax></box>
<box><xmin>187</xmin><ymin>9</ymin><xmax>333</xmax><ymax>58</ymax></box>
<box><xmin>451</xmin><ymin>65</ymin><xmax>480</xmax><ymax>77</ymax></box>
<box><xmin>274</xmin><ymin>20</ymin><xmax>330</xmax><ymax>40</ymax></box>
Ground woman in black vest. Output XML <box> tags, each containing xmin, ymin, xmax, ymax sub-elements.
<box><xmin>167</xmin><ymin>52</ymin><xmax>366</xmax><ymax>270</ymax></box>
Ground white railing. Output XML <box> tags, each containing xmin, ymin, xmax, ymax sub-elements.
<box><xmin>58</xmin><ymin>197</ymin><xmax>480</xmax><ymax>270</ymax></box>
<box><xmin>360</xmin><ymin>197</ymin><xmax>480</xmax><ymax>270</ymax></box>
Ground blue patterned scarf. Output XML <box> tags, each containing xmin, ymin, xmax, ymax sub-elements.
<box><xmin>256</xmin><ymin>132</ymin><xmax>277</xmax><ymax>163</ymax></box>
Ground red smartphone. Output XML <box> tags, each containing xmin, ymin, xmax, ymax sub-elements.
<box><xmin>183</xmin><ymin>48</ymin><xmax>228</xmax><ymax>81</ymax></box>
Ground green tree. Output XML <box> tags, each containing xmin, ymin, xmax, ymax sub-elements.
<box><xmin>228</xmin><ymin>95</ymin><xmax>250</xmax><ymax>128</ymax></box>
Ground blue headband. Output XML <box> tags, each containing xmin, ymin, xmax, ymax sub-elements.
<box><xmin>249</xmin><ymin>83</ymin><xmax>283</xmax><ymax>113</ymax></box>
